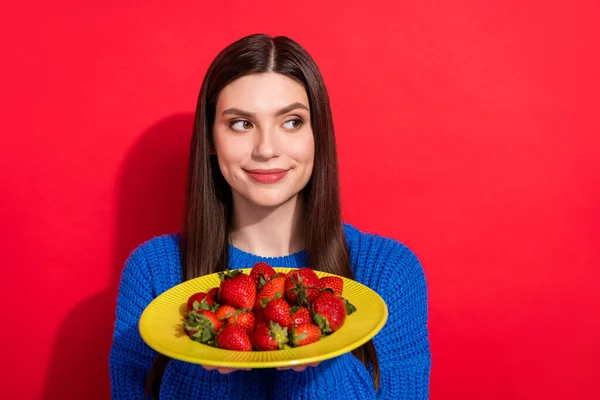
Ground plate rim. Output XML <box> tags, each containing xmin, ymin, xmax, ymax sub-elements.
<box><xmin>139</xmin><ymin>268</ymin><xmax>388</xmax><ymax>368</ymax></box>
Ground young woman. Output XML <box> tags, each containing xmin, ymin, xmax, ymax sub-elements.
<box><xmin>109</xmin><ymin>33</ymin><xmax>431</xmax><ymax>399</ymax></box>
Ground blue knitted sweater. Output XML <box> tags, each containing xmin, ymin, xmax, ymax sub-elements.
<box><xmin>109</xmin><ymin>224</ymin><xmax>431</xmax><ymax>399</ymax></box>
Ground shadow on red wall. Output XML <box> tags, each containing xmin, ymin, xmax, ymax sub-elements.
<box><xmin>42</xmin><ymin>114</ymin><xmax>194</xmax><ymax>399</ymax></box>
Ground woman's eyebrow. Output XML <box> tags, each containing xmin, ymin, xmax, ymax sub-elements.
<box><xmin>221</xmin><ymin>102</ymin><xmax>309</xmax><ymax>118</ymax></box>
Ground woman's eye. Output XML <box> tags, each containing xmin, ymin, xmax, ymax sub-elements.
<box><xmin>283</xmin><ymin>118</ymin><xmax>303</xmax><ymax>130</ymax></box>
<box><xmin>230</xmin><ymin>120</ymin><xmax>253</xmax><ymax>131</ymax></box>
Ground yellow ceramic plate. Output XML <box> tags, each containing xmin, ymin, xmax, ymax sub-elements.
<box><xmin>139</xmin><ymin>268</ymin><xmax>387</xmax><ymax>368</ymax></box>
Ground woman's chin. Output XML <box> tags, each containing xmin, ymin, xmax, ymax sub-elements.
<box><xmin>248</xmin><ymin>196</ymin><xmax>294</xmax><ymax>209</ymax></box>
<box><xmin>238</xmin><ymin>191</ymin><xmax>300</xmax><ymax>210</ymax></box>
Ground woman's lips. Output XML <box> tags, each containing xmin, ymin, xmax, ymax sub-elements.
<box><xmin>245</xmin><ymin>169</ymin><xmax>289</xmax><ymax>183</ymax></box>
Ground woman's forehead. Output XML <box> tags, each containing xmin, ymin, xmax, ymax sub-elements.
<box><xmin>216</xmin><ymin>73</ymin><xmax>309</xmax><ymax>114</ymax></box>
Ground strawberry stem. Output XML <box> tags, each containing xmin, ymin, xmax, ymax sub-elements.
<box><xmin>257</xmin><ymin>274</ymin><xmax>268</xmax><ymax>289</ymax></box>
<box><xmin>312</xmin><ymin>313</ymin><xmax>332</xmax><ymax>334</ymax></box>
<box><xmin>184</xmin><ymin>312</ymin><xmax>217</xmax><ymax>343</ymax></box>
<box><xmin>218</xmin><ymin>270</ymin><xmax>244</xmax><ymax>281</ymax></box>
<box><xmin>269</xmin><ymin>321</ymin><xmax>289</xmax><ymax>349</ymax></box>
<box><xmin>342</xmin><ymin>297</ymin><xmax>357</xmax><ymax>315</ymax></box>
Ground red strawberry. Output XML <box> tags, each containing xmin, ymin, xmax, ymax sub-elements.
<box><xmin>249</xmin><ymin>262</ymin><xmax>277</xmax><ymax>288</ymax></box>
<box><xmin>250</xmin><ymin>321</ymin><xmax>289</xmax><ymax>351</ymax></box>
<box><xmin>288</xmin><ymin>306</ymin><xmax>312</xmax><ymax>330</ymax></box>
<box><xmin>311</xmin><ymin>291</ymin><xmax>347</xmax><ymax>334</ymax></box>
<box><xmin>255</xmin><ymin>275</ymin><xmax>286</xmax><ymax>310</ymax></box>
<box><xmin>254</xmin><ymin>305</ymin><xmax>266</xmax><ymax>325</ymax></box>
<box><xmin>186</xmin><ymin>292</ymin><xmax>216</xmax><ymax>312</ymax></box>
<box><xmin>289</xmin><ymin>323</ymin><xmax>321</xmax><ymax>347</ymax></box>
<box><xmin>263</xmin><ymin>298</ymin><xmax>291</xmax><ymax>328</ymax></box>
<box><xmin>218</xmin><ymin>270</ymin><xmax>256</xmax><ymax>309</ymax></box>
<box><xmin>215</xmin><ymin>305</ymin><xmax>237</xmax><ymax>320</ymax></box>
<box><xmin>226</xmin><ymin>309</ymin><xmax>256</xmax><ymax>334</ymax></box>
<box><xmin>255</xmin><ymin>318</ymin><xmax>269</xmax><ymax>330</ymax></box>
<box><xmin>216</xmin><ymin>324</ymin><xmax>252</xmax><ymax>351</ymax></box>
<box><xmin>184</xmin><ymin>310</ymin><xmax>223</xmax><ymax>344</ymax></box>
<box><xmin>319</xmin><ymin>276</ymin><xmax>344</xmax><ymax>296</ymax></box>
<box><xmin>285</xmin><ymin>268</ymin><xmax>320</xmax><ymax>306</ymax></box>
<box><xmin>207</xmin><ymin>287</ymin><xmax>220</xmax><ymax>301</ymax></box>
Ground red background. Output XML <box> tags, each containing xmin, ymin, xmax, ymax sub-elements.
<box><xmin>1</xmin><ymin>1</ymin><xmax>599</xmax><ymax>399</ymax></box>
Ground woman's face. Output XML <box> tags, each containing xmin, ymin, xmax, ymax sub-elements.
<box><xmin>213</xmin><ymin>72</ymin><xmax>315</xmax><ymax>209</ymax></box>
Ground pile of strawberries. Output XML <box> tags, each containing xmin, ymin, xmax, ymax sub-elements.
<box><xmin>183</xmin><ymin>262</ymin><xmax>356</xmax><ymax>351</ymax></box>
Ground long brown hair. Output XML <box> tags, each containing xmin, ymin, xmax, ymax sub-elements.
<box><xmin>146</xmin><ymin>34</ymin><xmax>380</xmax><ymax>397</ymax></box>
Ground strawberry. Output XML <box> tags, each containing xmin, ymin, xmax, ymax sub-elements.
<box><xmin>254</xmin><ymin>318</ymin><xmax>268</xmax><ymax>330</ymax></box>
<box><xmin>249</xmin><ymin>262</ymin><xmax>277</xmax><ymax>288</ymax></box>
<box><xmin>250</xmin><ymin>321</ymin><xmax>289</xmax><ymax>351</ymax></box>
<box><xmin>186</xmin><ymin>292</ymin><xmax>216</xmax><ymax>312</ymax></box>
<box><xmin>311</xmin><ymin>291</ymin><xmax>347</xmax><ymax>334</ymax></box>
<box><xmin>216</xmin><ymin>306</ymin><xmax>256</xmax><ymax>335</ymax></box>
<box><xmin>254</xmin><ymin>305</ymin><xmax>266</xmax><ymax>326</ymax></box>
<box><xmin>184</xmin><ymin>310</ymin><xmax>223</xmax><ymax>344</ymax></box>
<box><xmin>218</xmin><ymin>270</ymin><xmax>257</xmax><ymax>309</ymax></box>
<box><xmin>255</xmin><ymin>275</ymin><xmax>286</xmax><ymax>310</ymax></box>
<box><xmin>319</xmin><ymin>276</ymin><xmax>344</xmax><ymax>296</ymax></box>
<box><xmin>216</xmin><ymin>324</ymin><xmax>252</xmax><ymax>351</ymax></box>
<box><xmin>226</xmin><ymin>308</ymin><xmax>256</xmax><ymax>334</ymax></box>
<box><xmin>285</xmin><ymin>268</ymin><xmax>320</xmax><ymax>306</ymax></box>
<box><xmin>289</xmin><ymin>323</ymin><xmax>321</xmax><ymax>347</ymax></box>
<box><xmin>215</xmin><ymin>305</ymin><xmax>236</xmax><ymax>320</ymax></box>
<box><xmin>263</xmin><ymin>298</ymin><xmax>291</xmax><ymax>328</ymax></box>
<box><xmin>207</xmin><ymin>287</ymin><xmax>220</xmax><ymax>301</ymax></box>
<box><xmin>288</xmin><ymin>306</ymin><xmax>312</xmax><ymax>330</ymax></box>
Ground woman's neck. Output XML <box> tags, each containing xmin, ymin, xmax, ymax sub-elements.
<box><xmin>229</xmin><ymin>193</ymin><xmax>305</xmax><ymax>258</ymax></box>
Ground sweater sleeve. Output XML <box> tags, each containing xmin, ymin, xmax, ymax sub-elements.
<box><xmin>375</xmin><ymin>242</ymin><xmax>431</xmax><ymax>399</ymax></box>
<box><xmin>109</xmin><ymin>246</ymin><xmax>157</xmax><ymax>399</ymax></box>
<box><xmin>271</xmin><ymin>352</ymin><xmax>377</xmax><ymax>399</ymax></box>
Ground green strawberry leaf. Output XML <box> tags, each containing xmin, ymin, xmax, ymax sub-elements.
<box><xmin>290</xmin><ymin>275</ymin><xmax>299</xmax><ymax>286</ymax></box>
<box><xmin>271</xmin><ymin>323</ymin><xmax>289</xmax><ymax>349</ymax></box>
<box><xmin>193</xmin><ymin>299</ymin><xmax>213</xmax><ymax>311</ymax></box>
<box><xmin>219</xmin><ymin>270</ymin><xmax>243</xmax><ymax>281</ymax></box>
<box><xmin>342</xmin><ymin>297</ymin><xmax>357</xmax><ymax>315</ymax></box>
<box><xmin>297</xmin><ymin>289</ymin><xmax>309</xmax><ymax>307</ymax></box>
<box><xmin>313</xmin><ymin>313</ymin><xmax>332</xmax><ymax>334</ymax></box>
<box><xmin>289</xmin><ymin>324</ymin><xmax>296</xmax><ymax>343</ymax></box>
<box><xmin>257</xmin><ymin>274</ymin><xmax>268</xmax><ymax>289</ymax></box>
<box><xmin>200</xmin><ymin>326</ymin><xmax>214</xmax><ymax>343</ymax></box>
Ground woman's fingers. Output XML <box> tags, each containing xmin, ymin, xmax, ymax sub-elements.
<box><xmin>202</xmin><ymin>366</ymin><xmax>251</xmax><ymax>374</ymax></box>
<box><xmin>201</xmin><ymin>361</ymin><xmax>320</xmax><ymax>373</ymax></box>
<box><xmin>276</xmin><ymin>362</ymin><xmax>321</xmax><ymax>371</ymax></box>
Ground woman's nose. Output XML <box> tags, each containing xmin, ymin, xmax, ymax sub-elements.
<box><xmin>253</xmin><ymin>126</ymin><xmax>280</xmax><ymax>160</ymax></box>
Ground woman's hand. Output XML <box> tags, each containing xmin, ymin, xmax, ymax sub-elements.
<box><xmin>202</xmin><ymin>362</ymin><xmax>321</xmax><ymax>374</ymax></box>
<box><xmin>276</xmin><ymin>362</ymin><xmax>321</xmax><ymax>372</ymax></box>
<box><xmin>201</xmin><ymin>366</ymin><xmax>251</xmax><ymax>374</ymax></box>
